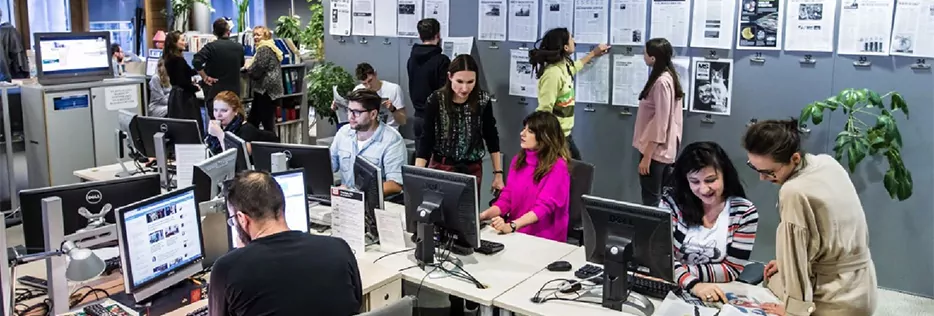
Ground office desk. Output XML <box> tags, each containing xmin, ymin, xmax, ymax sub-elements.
<box><xmin>73</xmin><ymin>162</ymin><xmax>148</xmax><ymax>182</ymax></box>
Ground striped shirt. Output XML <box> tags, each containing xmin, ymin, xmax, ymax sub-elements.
<box><xmin>660</xmin><ymin>195</ymin><xmax>759</xmax><ymax>290</ymax></box>
<box><xmin>536</xmin><ymin>59</ymin><xmax>583</xmax><ymax>136</ymax></box>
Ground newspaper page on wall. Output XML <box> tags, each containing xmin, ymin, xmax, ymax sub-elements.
<box><xmin>442</xmin><ymin>37</ymin><xmax>475</xmax><ymax>59</ymax></box>
<box><xmin>837</xmin><ymin>0</ymin><xmax>895</xmax><ymax>55</ymax></box>
<box><xmin>508</xmin><ymin>0</ymin><xmax>540</xmax><ymax>42</ymax></box>
<box><xmin>479</xmin><ymin>0</ymin><xmax>508</xmax><ymax>41</ymax></box>
<box><xmin>396</xmin><ymin>0</ymin><xmax>424</xmax><ymax>37</ymax></box>
<box><xmin>610</xmin><ymin>0</ymin><xmax>647</xmax><ymax>46</ymax></box>
<box><xmin>541</xmin><ymin>0</ymin><xmax>575</xmax><ymax>37</ymax></box>
<box><xmin>575</xmin><ymin>52</ymin><xmax>611</xmax><ymax>104</ymax></box>
<box><xmin>689</xmin><ymin>57</ymin><xmax>733</xmax><ymax>116</ymax></box>
<box><xmin>509</xmin><ymin>49</ymin><xmax>538</xmax><ymax>98</ymax></box>
<box><xmin>329</xmin><ymin>0</ymin><xmax>353</xmax><ymax>36</ymax></box>
<box><xmin>424</xmin><ymin>0</ymin><xmax>451</xmax><ymax>39</ymax></box>
<box><xmin>573</xmin><ymin>0</ymin><xmax>609</xmax><ymax>44</ymax></box>
<box><xmin>650</xmin><ymin>0</ymin><xmax>693</xmax><ymax>47</ymax></box>
<box><xmin>672</xmin><ymin>56</ymin><xmax>691</xmax><ymax>110</ymax></box>
<box><xmin>351</xmin><ymin>0</ymin><xmax>375</xmax><ymax>36</ymax></box>
<box><xmin>331</xmin><ymin>187</ymin><xmax>366</xmax><ymax>255</ymax></box>
<box><xmin>783</xmin><ymin>0</ymin><xmax>837</xmax><ymax>52</ymax></box>
<box><xmin>374</xmin><ymin>0</ymin><xmax>398</xmax><ymax>37</ymax></box>
<box><xmin>690</xmin><ymin>0</ymin><xmax>737</xmax><ymax>49</ymax></box>
<box><xmin>611</xmin><ymin>54</ymin><xmax>648</xmax><ymax>107</ymax></box>
<box><xmin>737</xmin><ymin>0</ymin><xmax>784</xmax><ymax>50</ymax></box>
<box><xmin>890</xmin><ymin>0</ymin><xmax>934</xmax><ymax>58</ymax></box>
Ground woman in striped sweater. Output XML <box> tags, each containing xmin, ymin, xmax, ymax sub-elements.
<box><xmin>659</xmin><ymin>141</ymin><xmax>759</xmax><ymax>303</ymax></box>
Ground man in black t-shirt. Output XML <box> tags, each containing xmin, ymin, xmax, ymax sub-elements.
<box><xmin>209</xmin><ymin>171</ymin><xmax>362</xmax><ymax>316</ymax></box>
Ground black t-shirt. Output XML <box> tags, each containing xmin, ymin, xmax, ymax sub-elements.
<box><xmin>208</xmin><ymin>231</ymin><xmax>362</xmax><ymax>316</ymax></box>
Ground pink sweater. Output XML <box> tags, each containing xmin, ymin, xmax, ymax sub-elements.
<box><xmin>494</xmin><ymin>150</ymin><xmax>570</xmax><ymax>242</ymax></box>
<box><xmin>632</xmin><ymin>72</ymin><xmax>683</xmax><ymax>164</ymax></box>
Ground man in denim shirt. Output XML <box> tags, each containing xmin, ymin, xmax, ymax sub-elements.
<box><xmin>329</xmin><ymin>89</ymin><xmax>407</xmax><ymax>196</ymax></box>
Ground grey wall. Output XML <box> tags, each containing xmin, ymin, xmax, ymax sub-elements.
<box><xmin>322</xmin><ymin>0</ymin><xmax>934</xmax><ymax>297</ymax></box>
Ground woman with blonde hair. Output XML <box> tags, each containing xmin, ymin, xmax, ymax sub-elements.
<box><xmin>147</xmin><ymin>58</ymin><xmax>171</xmax><ymax>117</ymax></box>
<box><xmin>243</xmin><ymin>26</ymin><xmax>284</xmax><ymax>133</ymax></box>
<box><xmin>205</xmin><ymin>91</ymin><xmax>279</xmax><ymax>155</ymax></box>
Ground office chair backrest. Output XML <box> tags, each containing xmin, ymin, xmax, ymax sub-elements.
<box><xmin>359</xmin><ymin>295</ymin><xmax>416</xmax><ymax>316</ymax></box>
<box><xmin>567</xmin><ymin>159</ymin><xmax>595</xmax><ymax>229</ymax></box>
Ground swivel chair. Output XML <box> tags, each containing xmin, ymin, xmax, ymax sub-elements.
<box><xmin>566</xmin><ymin>159</ymin><xmax>594</xmax><ymax>246</ymax></box>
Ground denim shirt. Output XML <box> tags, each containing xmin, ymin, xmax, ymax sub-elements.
<box><xmin>329</xmin><ymin>123</ymin><xmax>407</xmax><ymax>188</ymax></box>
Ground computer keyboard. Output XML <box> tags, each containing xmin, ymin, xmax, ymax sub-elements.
<box><xmin>573</xmin><ymin>264</ymin><xmax>680</xmax><ymax>299</ymax></box>
<box><xmin>475</xmin><ymin>239</ymin><xmax>504</xmax><ymax>255</ymax></box>
<box><xmin>307</xmin><ymin>194</ymin><xmax>331</xmax><ymax>206</ymax></box>
<box><xmin>186</xmin><ymin>305</ymin><xmax>208</xmax><ymax>316</ymax></box>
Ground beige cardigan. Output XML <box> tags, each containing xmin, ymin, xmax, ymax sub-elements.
<box><xmin>766</xmin><ymin>154</ymin><xmax>877</xmax><ymax>316</ymax></box>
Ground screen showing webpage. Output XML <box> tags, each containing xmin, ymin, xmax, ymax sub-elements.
<box><xmin>38</xmin><ymin>35</ymin><xmax>110</xmax><ymax>74</ymax></box>
<box><xmin>122</xmin><ymin>190</ymin><xmax>203</xmax><ymax>288</ymax></box>
<box><xmin>229</xmin><ymin>171</ymin><xmax>310</xmax><ymax>248</ymax></box>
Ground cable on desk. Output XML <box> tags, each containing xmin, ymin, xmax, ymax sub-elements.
<box><xmin>14</xmin><ymin>288</ymin><xmax>47</xmax><ymax>303</ymax></box>
<box><xmin>15</xmin><ymin>298</ymin><xmax>50</xmax><ymax>316</ymax></box>
<box><xmin>69</xmin><ymin>286</ymin><xmax>110</xmax><ymax>309</ymax></box>
<box><xmin>373</xmin><ymin>248</ymin><xmax>414</xmax><ymax>263</ymax></box>
<box><xmin>530</xmin><ymin>273</ymin><xmax>604</xmax><ymax>307</ymax></box>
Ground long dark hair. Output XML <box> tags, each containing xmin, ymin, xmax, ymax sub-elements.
<box><xmin>162</xmin><ymin>30</ymin><xmax>185</xmax><ymax>58</ymax></box>
<box><xmin>441</xmin><ymin>54</ymin><xmax>481</xmax><ymax>113</ymax></box>
<box><xmin>668</xmin><ymin>141</ymin><xmax>746</xmax><ymax>227</ymax></box>
<box><xmin>639</xmin><ymin>38</ymin><xmax>684</xmax><ymax>100</ymax></box>
<box><xmin>529</xmin><ymin>28</ymin><xmax>572</xmax><ymax>79</ymax></box>
<box><xmin>515</xmin><ymin>112</ymin><xmax>569</xmax><ymax>183</ymax></box>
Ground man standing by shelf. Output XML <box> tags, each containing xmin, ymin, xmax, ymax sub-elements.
<box><xmin>193</xmin><ymin>18</ymin><xmax>245</xmax><ymax>121</ymax></box>
<box><xmin>406</xmin><ymin>18</ymin><xmax>450</xmax><ymax>145</ymax></box>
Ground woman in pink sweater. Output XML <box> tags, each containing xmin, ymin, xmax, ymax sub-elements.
<box><xmin>479</xmin><ymin>111</ymin><xmax>571</xmax><ymax>242</ymax></box>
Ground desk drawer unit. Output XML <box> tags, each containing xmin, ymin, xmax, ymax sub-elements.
<box><xmin>366</xmin><ymin>279</ymin><xmax>402</xmax><ymax>311</ymax></box>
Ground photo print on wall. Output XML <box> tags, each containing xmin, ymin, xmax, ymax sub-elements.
<box><xmin>689</xmin><ymin>57</ymin><xmax>733</xmax><ymax>115</ymax></box>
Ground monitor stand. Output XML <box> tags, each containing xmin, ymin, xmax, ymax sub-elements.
<box><xmin>602</xmin><ymin>235</ymin><xmax>655</xmax><ymax>315</ymax></box>
<box><xmin>153</xmin><ymin>132</ymin><xmax>172</xmax><ymax>190</ymax></box>
<box><xmin>114</xmin><ymin>130</ymin><xmax>142</xmax><ymax>178</ymax></box>
<box><xmin>413</xmin><ymin>192</ymin><xmax>444</xmax><ymax>269</ymax></box>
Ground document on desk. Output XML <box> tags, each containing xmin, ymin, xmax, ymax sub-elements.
<box><xmin>331</xmin><ymin>187</ymin><xmax>366</xmax><ymax>255</ymax></box>
<box><xmin>655</xmin><ymin>292</ymin><xmax>719</xmax><ymax>316</ymax></box>
<box><xmin>375</xmin><ymin>208</ymin><xmax>407</xmax><ymax>252</ymax></box>
<box><xmin>174</xmin><ymin>144</ymin><xmax>206</xmax><ymax>188</ymax></box>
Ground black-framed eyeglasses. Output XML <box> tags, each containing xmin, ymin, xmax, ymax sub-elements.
<box><xmin>746</xmin><ymin>160</ymin><xmax>776</xmax><ymax>177</ymax></box>
<box><xmin>348</xmin><ymin>108</ymin><xmax>375</xmax><ymax>117</ymax></box>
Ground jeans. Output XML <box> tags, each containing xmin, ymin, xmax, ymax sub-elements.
<box><xmin>639</xmin><ymin>154</ymin><xmax>672</xmax><ymax>207</ymax></box>
<box><xmin>567</xmin><ymin>134</ymin><xmax>582</xmax><ymax>160</ymax></box>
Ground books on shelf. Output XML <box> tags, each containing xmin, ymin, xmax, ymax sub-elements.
<box><xmin>282</xmin><ymin>68</ymin><xmax>304</xmax><ymax>95</ymax></box>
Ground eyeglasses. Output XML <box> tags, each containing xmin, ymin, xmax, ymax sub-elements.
<box><xmin>348</xmin><ymin>108</ymin><xmax>374</xmax><ymax>117</ymax></box>
<box><xmin>746</xmin><ymin>160</ymin><xmax>776</xmax><ymax>177</ymax></box>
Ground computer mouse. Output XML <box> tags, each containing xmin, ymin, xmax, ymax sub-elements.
<box><xmin>547</xmin><ymin>260</ymin><xmax>573</xmax><ymax>272</ymax></box>
<box><xmin>558</xmin><ymin>281</ymin><xmax>582</xmax><ymax>294</ymax></box>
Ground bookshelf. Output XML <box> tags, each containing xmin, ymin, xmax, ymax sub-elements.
<box><xmin>240</xmin><ymin>62</ymin><xmax>309</xmax><ymax>145</ymax></box>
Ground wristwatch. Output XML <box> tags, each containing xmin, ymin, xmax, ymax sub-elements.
<box><xmin>388</xmin><ymin>105</ymin><xmax>397</xmax><ymax>112</ymax></box>
<box><xmin>509</xmin><ymin>222</ymin><xmax>517</xmax><ymax>232</ymax></box>
<box><xmin>492</xmin><ymin>170</ymin><xmax>504</xmax><ymax>175</ymax></box>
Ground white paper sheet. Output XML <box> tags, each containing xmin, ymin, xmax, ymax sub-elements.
<box><xmin>572</xmin><ymin>0</ymin><xmax>609</xmax><ymax>44</ymax></box>
<box><xmin>736</xmin><ymin>0</ymin><xmax>784</xmax><ymax>50</ymax></box>
<box><xmin>397</xmin><ymin>0</ymin><xmax>424</xmax><ymax>37</ymax></box>
<box><xmin>837</xmin><ymin>0</ymin><xmax>895</xmax><ymax>55</ymax></box>
<box><xmin>890</xmin><ymin>0</ymin><xmax>934</xmax><ymax>57</ymax></box>
<box><xmin>478</xmin><ymin>0</ymin><xmax>508</xmax><ymax>41</ymax></box>
<box><xmin>783</xmin><ymin>0</ymin><xmax>837</xmax><ymax>52</ymax></box>
<box><xmin>509</xmin><ymin>49</ymin><xmax>538</xmax><ymax>98</ymax></box>
<box><xmin>689</xmin><ymin>57</ymin><xmax>733</xmax><ymax>116</ymax></box>
<box><xmin>611</xmin><ymin>54</ymin><xmax>648</xmax><ymax>107</ymax></box>
<box><xmin>690</xmin><ymin>0</ymin><xmax>737</xmax><ymax>49</ymax></box>
<box><xmin>650</xmin><ymin>0</ymin><xmax>692</xmax><ymax>47</ymax></box>
<box><xmin>331</xmin><ymin>187</ymin><xmax>366</xmax><ymax>255</ymax></box>
<box><xmin>442</xmin><ymin>37</ymin><xmax>475</xmax><ymax>59</ymax></box>
<box><xmin>351</xmin><ymin>0</ymin><xmax>375</xmax><ymax>36</ymax></box>
<box><xmin>329</xmin><ymin>0</ymin><xmax>353</xmax><ymax>36</ymax></box>
<box><xmin>654</xmin><ymin>292</ymin><xmax>720</xmax><ymax>316</ymax></box>
<box><xmin>575</xmin><ymin>52</ymin><xmax>610</xmax><ymax>104</ymax></box>
<box><xmin>508</xmin><ymin>0</ymin><xmax>540</xmax><ymax>42</ymax></box>
<box><xmin>424</xmin><ymin>0</ymin><xmax>451</xmax><ymax>39</ymax></box>
<box><xmin>374</xmin><ymin>0</ymin><xmax>399</xmax><ymax>37</ymax></box>
<box><xmin>174</xmin><ymin>144</ymin><xmax>206</xmax><ymax>188</ymax></box>
<box><xmin>610</xmin><ymin>0</ymin><xmax>647</xmax><ymax>45</ymax></box>
<box><xmin>375</xmin><ymin>208</ymin><xmax>407</xmax><ymax>252</ymax></box>
<box><xmin>104</xmin><ymin>85</ymin><xmax>139</xmax><ymax>110</ymax></box>
<box><xmin>541</xmin><ymin>0</ymin><xmax>575</xmax><ymax>37</ymax></box>
<box><xmin>672</xmin><ymin>56</ymin><xmax>691</xmax><ymax>110</ymax></box>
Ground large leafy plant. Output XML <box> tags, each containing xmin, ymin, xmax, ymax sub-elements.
<box><xmin>306</xmin><ymin>61</ymin><xmax>355</xmax><ymax>125</ymax></box>
<box><xmin>275</xmin><ymin>15</ymin><xmax>302</xmax><ymax>45</ymax></box>
<box><xmin>800</xmin><ymin>88</ymin><xmax>911</xmax><ymax>201</ymax></box>
<box><xmin>233</xmin><ymin>0</ymin><xmax>250</xmax><ymax>33</ymax></box>
<box><xmin>302</xmin><ymin>1</ymin><xmax>325</xmax><ymax>60</ymax></box>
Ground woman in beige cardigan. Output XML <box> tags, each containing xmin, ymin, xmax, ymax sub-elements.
<box><xmin>741</xmin><ymin>119</ymin><xmax>877</xmax><ymax>316</ymax></box>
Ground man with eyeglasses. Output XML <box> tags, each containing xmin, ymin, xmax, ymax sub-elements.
<box><xmin>329</xmin><ymin>89</ymin><xmax>407</xmax><ymax>196</ymax></box>
<box><xmin>209</xmin><ymin>170</ymin><xmax>362</xmax><ymax>316</ymax></box>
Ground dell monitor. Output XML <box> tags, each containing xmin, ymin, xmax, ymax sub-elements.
<box><xmin>223</xmin><ymin>131</ymin><xmax>253</xmax><ymax>172</ymax></box>
<box><xmin>354</xmin><ymin>156</ymin><xmax>383</xmax><ymax>241</ymax></box>
<box><xmin>115</xmin><ymin>186</ymin><xmax>205</xmax><ymax>303</ymax></box>
<box><xmin>581</xmin><ymin>195</ymin><xmax>674</xmax><ymax>311</ymax></box>
<box><xmin>401</xmin><ymin>165</ymin><xmax>479</xmax><ymax>267</ymax></box>
<box><xmin>18</xmin><ymin>174</ymin><xmax>162</xmax><ymax>255</ymax></box>
<box><xmin>227</xmin><ymin>169</ymin><xmax>311</xmax><ymax>249</ymax></box>
<box><xmin>250</xmin><ymin>142</ymin><xmax>333</xmax><ymax>199</ymax></box>
<box><xmin>193</xmin><ymin>148</ymin><xmax>237</xmax><ymax>203</ymax></box>
<box><xmin>132</xmin><ymin>116</ymin><xmax>203</xmax><ymax>189</ymax></box>
<box><xmin>34</xmin><ymin>32</ymin><xmax>114</xmax><ymax>85</ymax></box>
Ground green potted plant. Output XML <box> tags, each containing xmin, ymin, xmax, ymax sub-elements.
<box><xmin>799</xmin><ymin>88</ymin><xmax>912</xmax><ymax>200</ymax></box>
<box><xmin>302</xmin><ymin>1</ymin><xmax>325</xmax><ymax>60</ymax></box>
<box><xmin>275</xmin><ymin>15</ymin><xmax>303</xmax><ymax>46</ymax></box>
<box><xmin>164</xmin><ymin>0</ymin><xmax>213</xmax><ymax>31</ymax></box>
<box><xmin>306</xmin><ymin>61</ymin><xmax>355</xmax><ymax>125</ymax></box>
<box><xmin>233</xmin><ymin>0</ymin><xmax>250</xmax><ymax>33</ymax></box>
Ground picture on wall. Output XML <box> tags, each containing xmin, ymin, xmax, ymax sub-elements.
<box><xmin>689</xmin><ymin>57</ymin><xmax>733</xmax><ymax>115</ymax></box>
<box><xmin>737</xmin><ymin>0</ymin><xmax>783</xmax><ymax>50</ymax></box>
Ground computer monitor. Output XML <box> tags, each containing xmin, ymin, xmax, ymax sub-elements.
<box><xmin>581</xmin><ymin>195</ymin><xmax>674</xmax><ymax>311</ymax></box>
<box><xmin>223</xmin><ymin>131</ymin><xmax>252</xmax><ymax>172</ymax></box>
<box><xmin>132</xmin><ymin>116</ymin><xmax>203</xmax><ymax>159</ymax></box>
<box><xmin>33</xmin><ymin>32</ymin><xmax>114</xmax><ymax>85</ymax></box>
<box><xmin>115</xmin><ymin>186</ymin><xmax>205</xmax><ymax>303</ymax></box>
<box><xmin>250</xmin><ymin>142</ymin><xmax>332</xmax><ymax>198</ymax></box>
<box><xmin>401</xmin><ymin>165</ymin><xmax>479</xmax><ymax>266</ymax></box>
<box><xmin>354</xmin><ymin>156</ymin><xmax>383</xmax><ymax>240</ymax></box>
<box><xmin>18</xmin><ymin>174</ymin><xmax>162</xmax><ymax>255</ymax></box>
<box><xmin>227</xmin><ymin>169</ymin><xmax>311</xmax><ymax>249</ymax></box>
<box><xmin>193</xmin><ymin>148</ymin><xmax>237</xmax><ymax>203</ymax></box>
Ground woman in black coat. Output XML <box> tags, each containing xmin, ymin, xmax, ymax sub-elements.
<box><xmin>162</xmin><ymin>30</ymin><xmax>204</xmax><ymax>130</ymax></box>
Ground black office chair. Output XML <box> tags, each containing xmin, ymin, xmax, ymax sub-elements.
<box><xmin>566</xmin><ymin>159</ymin><xmax>594</xmax><ymax>246</ymax></box>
